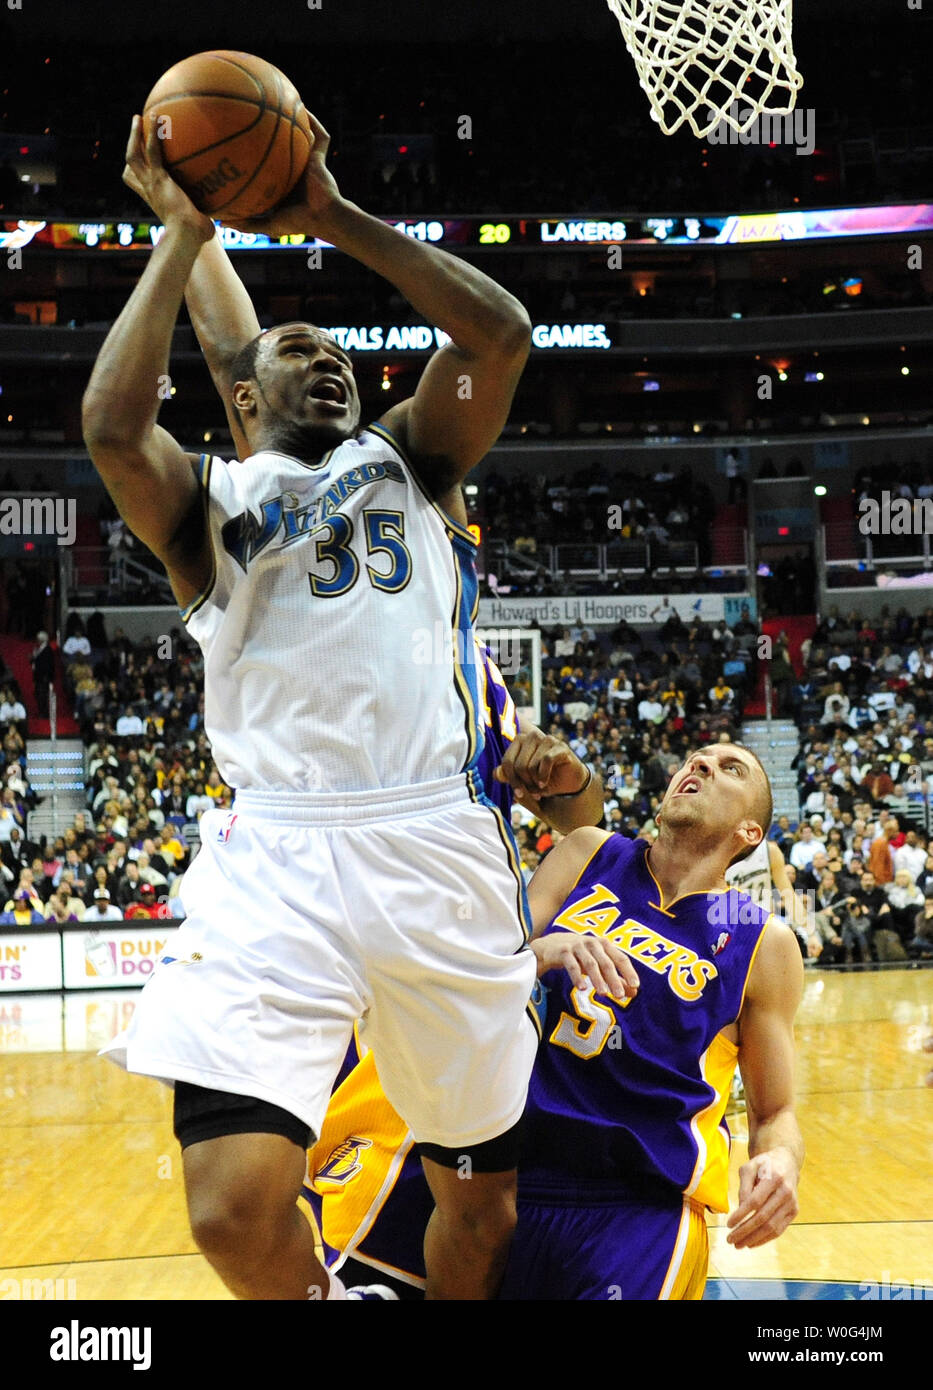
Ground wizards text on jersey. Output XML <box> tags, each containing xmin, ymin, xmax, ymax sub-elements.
<box><xmin>221</xmin><ymin>459</ymin><xmax>406</xmax><ymax>572</ymax></box>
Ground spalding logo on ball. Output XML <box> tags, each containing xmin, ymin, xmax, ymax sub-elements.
<box><xmin>142</xmin><ymin>51</ymin><xmax>314</xmax><ymax>220</ymax></box>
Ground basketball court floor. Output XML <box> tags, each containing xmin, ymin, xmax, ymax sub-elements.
<box><xmin>1</xmin><ymin>965</ymin><xmax>929</xmax><ymax>1301</ymax></box>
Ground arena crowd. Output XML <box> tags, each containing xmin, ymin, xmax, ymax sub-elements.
<box><xmin>1</xmin><ymin>605</ymin><xmax>931</xmax><ymax>971</ymax></box>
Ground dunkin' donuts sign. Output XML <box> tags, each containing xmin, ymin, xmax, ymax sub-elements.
<box><xmin>62</xmin><ymin>928</ymin><xmax>180</xmax><ymax>990</ymax></box>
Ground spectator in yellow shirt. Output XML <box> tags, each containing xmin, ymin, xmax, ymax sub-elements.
<box><xmin>156</xmin><ymin>825</ymin><xmax>186</xmax><ymax>868</ymax></box>
<box><xmin>204</xmin><ymin>766</ymin><xmax>226</xmax><ymax>801</ymax></box>
<box><xmin>709</xmin><ymin>677</ymin><xmax>734</xmax><ymax>709</ymax></box>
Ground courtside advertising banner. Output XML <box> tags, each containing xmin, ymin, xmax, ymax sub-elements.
<box><xmin>62</xmin><ymin>926</ymin><xmax>180</xmax><ymax>990</ymax></box>
<box><xmin>477</xmin><ymin>593</ymin><xmax>755</xmax><ymax>628</ymax></box>
<box><xmin>0</xmin><ymin>933</ymin><xmax>64</xmax><ymax>992</ymax></box>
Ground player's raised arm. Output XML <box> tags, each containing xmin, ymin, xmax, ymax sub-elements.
<box><xmin>727</xmin><ymin>919</ymin><xmax>805</xmax><ymax>1249</ymax></box>
<box><xmin>183</xmin><ymin>234</ymin><xmax>261</xmax><ymax>461</ymax></box>
<box><xmin>222</xmin><ymin>111</ymin><xmax>531</xmax><ymax>506</ymax></box>
<box><xmin>81</xmin><ymin>116</ymin><xmax>216</xmax><ymax>607</ymax></box>
<box><xmin>122</xmin><ymin>149</ymin><xmax>262</xmax><ymax>462</ymax></box>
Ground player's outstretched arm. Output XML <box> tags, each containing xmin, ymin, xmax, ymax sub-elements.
<box><xmin>82</xmin><ymin>116</ymin><xmax>215</xmax><ymax>608</ymax></box>
<box><xmin>182</xmin><ymin>233</ymin><xmax>260</xmax><ymax>462</ymax></box>
<box><xmin>221</xmin><ymin>111</ymin><xmax>531</xmax><ymax>504</ymax></box>
<box><xmin>727</xmin><ymin>919</ymin><xmax>805</xmax><ymax>1249</ymax></box>
<box><xmin>122</xmin><ymin>131</ymin><xmax>261</xmax><ymax>462</ymax></box>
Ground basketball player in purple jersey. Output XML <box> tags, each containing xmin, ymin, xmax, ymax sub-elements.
<box><xmin>500</xmin><ymin>740</ymin><xmax>804</xmax><ymax>1298</ymax></box>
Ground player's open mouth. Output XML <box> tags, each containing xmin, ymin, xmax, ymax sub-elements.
<box><xmin>676</xmin><ymin>776</ymin><xmax>702</xmax><ymax>795</ymax></box>
<box><xmin>308</xmin><ymin>377</ymin><xmax>347</xmax><ymax>407</ymax></box>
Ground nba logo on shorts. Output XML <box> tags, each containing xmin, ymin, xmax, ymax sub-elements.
<box><xmin>217</xmin><ymin>811</ymin><xmax>238</xmax><ymax>843</ymax></box>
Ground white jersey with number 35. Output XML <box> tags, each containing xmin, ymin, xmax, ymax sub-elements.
<box><xmin>181</xmin><ymin>424</ymin><xmax>483</xmax><ymax>794</ymax></box>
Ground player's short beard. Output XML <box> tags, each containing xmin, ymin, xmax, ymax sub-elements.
<box><xmin>657</xmin><ymin>793</ymin><xmax>699</xmax><ymax>830</ymax></box>
<box><xmin>262</xmin><ymin>417</ymin><xmax>356</xmax><ymax>461</ymax></box>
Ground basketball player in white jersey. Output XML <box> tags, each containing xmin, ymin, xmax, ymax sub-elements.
<box><xmin>725</xmin><ymin>836</ymin><xmax>791</xmax><ymax>912</ymax></box>
<box><xmin>725</xmin><ymin>826</ymin><xmax>815</xmax><ymax>956</ymax></box>
<box><xmin>83</xmin><ymin>109</ymin><xmax>545</xmax><ymax>1301</ymax></box>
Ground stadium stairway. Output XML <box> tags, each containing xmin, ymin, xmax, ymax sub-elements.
<box><xmin>765</xmin><ymin>614</ymin><xmax>815</xmax><ymax>676</ymax></box>
<box><xmin>743</xmin><ymin>613</ymin><xmax>816</xmax><ymax>716</ymax></box>
<box><xmin>0</xmin><ymin>636</ymin><xmax>79</xmax><ymax>737</ymax></box>
<box><xmin>710</xmin><ymin>504</ymin><xmax>748</xmax><ymax>567</ymax></box>
<box><xmin>739</xmin><ymin>718</ymin><xmax>800</xmax><ymax>823</ymax></box>
<box><xmin>25</xmin><ymin>738</ymin><xmax>87</xmax><ymax>844</ymax></box>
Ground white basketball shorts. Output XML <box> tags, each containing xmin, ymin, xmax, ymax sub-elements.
<box><xmin>102</xmin><ymin>773</ymin><xmax>539</xmax><ymax>1150</ymax></box>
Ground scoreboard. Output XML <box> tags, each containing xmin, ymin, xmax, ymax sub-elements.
<box><xmin>3</xmin><ymin>202</ymin><xmax>932</xmax><ymax>254</ymax></box>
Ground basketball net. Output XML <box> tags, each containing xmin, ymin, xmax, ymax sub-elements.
<box><xmin>606</xmin><ymin>0</ymin><xmax>802</xmax><ymax>139</ymax></box>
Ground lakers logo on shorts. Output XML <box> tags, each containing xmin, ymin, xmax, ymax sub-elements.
<box><xmin>315</xmin><ymin>1136</ymin><xmax>373</xmax><ymax>1185</ymax></box>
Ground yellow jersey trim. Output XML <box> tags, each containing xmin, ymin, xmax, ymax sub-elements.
<box><xmin>684</xmin><ymin>1031</ymin><xmax>739</xmax><ymax>1210</ymax></box>
<box><xmin>562</xmin><ymin>832</ymin><xmax>612</xmax><ymax>910</ymax></box>
<box><xmin>308</xmin><ymin>1051</ymin><xmax>415</xmax><ymax>1264</ymax></box>
<box><xmin>340</xmin><ymin>1134</ymin><xmax>418</xmax><ymax>1261</ymax></box>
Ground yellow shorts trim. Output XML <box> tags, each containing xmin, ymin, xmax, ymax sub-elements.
<box><xmin>659</xmin><ymin>1200</ymin><xmax>709</xmax><ymax>1301</ymax></box>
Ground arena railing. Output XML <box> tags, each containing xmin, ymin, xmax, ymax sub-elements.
<box><xmin>514</xmin><ymin>540</ymin><xmax>709</xmax><ymax>580</ymax></box>
<box><xmin>64</xmin><ymin>548</ymin><xmax>174</xmax><ymax>604</ymax></box>
<box><xmin>822</xmin><ymin>522</ymin><xmax>933</xmax><ymax>588</ymax></box>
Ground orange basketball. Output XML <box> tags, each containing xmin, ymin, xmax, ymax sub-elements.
<box><xmin>142</xmin><ymin>51</ymin><xmax>313</xmax><ymax>220</ymax></box>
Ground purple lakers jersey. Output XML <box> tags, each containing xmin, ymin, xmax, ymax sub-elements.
<box><xmin>522</xmin><ymin>833</ymin><xmax>770</xmax><ymax>1211</ymax></box>
<box><xmin>475</xmin><ymin>644</ymin><xmax>519</xmax><ymax>817</ymax></box>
